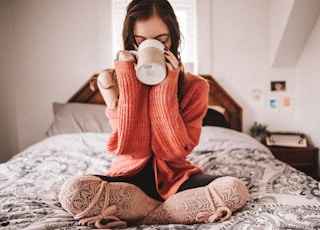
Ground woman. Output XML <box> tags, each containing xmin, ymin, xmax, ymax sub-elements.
<box><xmin>59</xmin><ymin>0</ymin><xmax>248</xmax><ymax>228</ymax></box>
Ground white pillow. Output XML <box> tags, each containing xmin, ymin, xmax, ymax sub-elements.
<box><xmin>46</xmin><ymin>102</ymin><xmax>112</xmax><ymax>136</ymax></box>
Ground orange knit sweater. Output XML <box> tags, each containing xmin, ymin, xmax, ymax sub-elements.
<box><xmin>105</xmin><ymin>60</ymin><xmax>209</xmax><ymax>200</ymax></box>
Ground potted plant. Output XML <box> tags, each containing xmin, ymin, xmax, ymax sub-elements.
<box><xmin>250</xmin><ymin>122</ymin><xmax>269</xmax><ymax>143</ymax></box>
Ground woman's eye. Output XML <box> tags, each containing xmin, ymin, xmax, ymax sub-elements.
<box><xmin>158</xmin><ymin>39</ymin><xmax>167</xmax><ymax>44</ymax></box>
<box><xmin>156</xmin><ymin>35</ymin><xmax>170</xmax><ymax>44</ymax></box>
<box><xmin>134</xmin><ymin>34</ymin><xmax>169</xmax><ymax>46</ymax></box>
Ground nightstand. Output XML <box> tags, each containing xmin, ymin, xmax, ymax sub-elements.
<box><xmin>268</xmin><ymin>146</ymin><xmax>319</xmax><ymax>178</ymax></box>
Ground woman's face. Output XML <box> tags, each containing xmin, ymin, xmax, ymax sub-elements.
<box><xmin>133</xmin><ymin>16</ymin><xmax>171</xmax><ymax>50</ymax></box>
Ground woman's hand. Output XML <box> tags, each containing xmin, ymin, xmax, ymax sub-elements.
<box><xmin>117</xmin><ymin>50</ymin><xmax>136</xmax><ymax>62</ymax></box>
<box><xmin>165</xmin><ymin>48</ymin><xmax>179</xmax><ymax>70</ymax></box>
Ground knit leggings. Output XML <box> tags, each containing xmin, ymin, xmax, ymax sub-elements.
<box><xmin>96</xmin><ymin>158</ymin><xmax>219</xmax><ymax>201</ymax></box>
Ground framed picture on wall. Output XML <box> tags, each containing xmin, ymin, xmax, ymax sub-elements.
<box><xmin>271</xmin><ymin>81</ymin><xmax>286</xmax><ymax>91</ymax></box>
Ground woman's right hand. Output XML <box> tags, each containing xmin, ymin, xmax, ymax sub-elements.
<box><xmin>117</xmin><ymin>50</ymin><xmax>136</xmax><ymax>62</ymax></box>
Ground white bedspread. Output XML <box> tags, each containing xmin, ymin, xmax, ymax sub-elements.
<box><xmin>1</xmin><ymin>127</ymin><xmax>319</xmax><ymax>229</ymax></box>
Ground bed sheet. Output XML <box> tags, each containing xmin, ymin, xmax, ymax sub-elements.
<box><xmin>0</xmin><ymin>127</ymin><xmax>319</xmax><ymax>229</ymax></box>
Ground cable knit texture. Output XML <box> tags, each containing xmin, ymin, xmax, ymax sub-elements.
<box><xmin>104</xmin><ymin>60</ymin><xmax>209</xmax><ymax>200</ymax></box>
<box><xmin>59</xmin><ymin>175</ymin><xmax>162</xmax><ymax>229</ymax></box>
<box><xmin>141</xmin><ymin>176</ymin><xmax>248</xmax><ymax>225</ymax></box>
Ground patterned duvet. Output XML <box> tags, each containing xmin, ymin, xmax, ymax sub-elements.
<box><xmin>1</xmin><ymin>127</ymin><xmax>319</xmax><ymax>229</ymax></box>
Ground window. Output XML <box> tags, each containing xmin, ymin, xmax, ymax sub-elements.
<box><xmin>111</xmin><ymin>0</ymin><xmax>197</xmax><ymax>72</ymax></box>
<box><xmin>111</xmin><ymin>0</ymin><xmax>130</xmax><ymax>57</ymax></box>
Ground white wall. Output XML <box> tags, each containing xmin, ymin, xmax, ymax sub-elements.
<box><xmin>295</xmin><ymin>17</ymin><xmax>320</xmax><ymax>147</ymax></box>
<box><xmin>270</xmin><ymin>0</ymin><xmax>294</xmax><ymax>66</ymax></box>
<box><xmin>208</xmin><ymin>0</ymin><xmax>320</xmax><ymax>172</ymax></box>
<box><xmin>0</xmin><ymin>0</ymin><xmax>112</xmax><ymax>162</ymax></box>
<box><xmin>1</xmin><ymin>0</ymin><xmax>320</xmax><ymax>173</ymax></box>
<box><xmin>210</xmin><ymin>0</ymin><xmax>297</xmax><ymax>131</ymax></box>
<box><xmin>0</xmin><ymin>0</ymin><xmax>19</xmax><ymax>160</ymax></box>
<box><xmin>209</xmin><ymin>0</ymin><xmax>320</xmax><ymax>137</ymax></box>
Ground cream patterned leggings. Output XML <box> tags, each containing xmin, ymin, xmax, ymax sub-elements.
<box><xmin>96</xmin><ymin>157</ymin><xmax>219</xmax><ymax>201</ymax></box>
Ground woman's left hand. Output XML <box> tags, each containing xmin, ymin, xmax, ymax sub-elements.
<box><xmin>165</xmin><ymin>48</ymin><xmax>179</xmax><ymax>70</ymax></box>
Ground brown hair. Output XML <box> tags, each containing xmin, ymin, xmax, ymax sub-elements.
<box><xmin>123</xmin><ymin>0</ymin><xmax>181</xmax><ymax>61</ymax></box>
<box><xmin>122</xmin><ymin>0</ymin><xmax>185</xmax><ymax>100</ymax></box>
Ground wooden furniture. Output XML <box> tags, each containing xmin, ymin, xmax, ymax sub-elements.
<box><xmin>268</xmin><ymin>146</ymin><xmax>319</xmax><ymax>178</ymax></box>
<box><xmin>201</xmin><ymin>75</ymin><xmax>242</xmax><ymax>132</ymax></box>
<box><xmin>68</xmin><ymin>73</ymin><xmax>243</xmax><ymax>132</ymax></box>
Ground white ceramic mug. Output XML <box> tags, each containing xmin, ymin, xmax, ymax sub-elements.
<box><xmin>134</xmin><ymin>39</ymin><xmax>166</xmax><ymax>85</ymax></box>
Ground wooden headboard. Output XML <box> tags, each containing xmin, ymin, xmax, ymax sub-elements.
<box><xmin>200</xmin><ymin>75</ymin><xmax>242</xmax><ymax>131</ymax></box>
<box><xmin>69</xmin><ymin>74</ymin><xmax>242</xmax><ymax>131</ymax></box>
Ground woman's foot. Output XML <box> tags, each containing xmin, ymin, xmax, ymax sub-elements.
<box><xmin>59</xmin><ymin>175</ymin><xmax>162</xmax><ymax>228</ymax></box>
<box><xmin>141</xmin><ymin>176</ymin><xmax>248</xmax><ymax>225</ymax></box>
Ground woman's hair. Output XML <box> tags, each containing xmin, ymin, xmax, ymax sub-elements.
<box><xmin>123</xmin><ymin>0</ymin><xmax>185</xmax><ymax>101</ymax></box>
<box><xmin>123</xmin><ymin>0</ymin><xmax>182</xmax><ymax>63</ymax></box>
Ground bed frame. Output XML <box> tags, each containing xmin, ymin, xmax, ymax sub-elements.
<box><xmin>68</xmin><ymin>73</ymin><xmax>242</xmax><ymax>131</ymax></box>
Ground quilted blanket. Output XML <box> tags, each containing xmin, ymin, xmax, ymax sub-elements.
<box><xmin>0</xmin><ymin>127</ymin><xmax>319</xmax><ymax>229</ymax></box>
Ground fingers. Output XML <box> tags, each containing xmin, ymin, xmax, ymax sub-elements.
<box><xmin>117</xmin><ymin>50</ymin><xmax>136</xmax><ymax>62</ymax></box>
<box><xmin>165</xmin><ymin>49</ymin><xmax>179</xmax><ymax>70</ymax></box>
<box><xmin>116</xmin><ymin>49</ymin><xmax>179</xmax><ymax>70</ymax></box>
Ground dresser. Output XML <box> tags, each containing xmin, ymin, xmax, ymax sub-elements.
<box><xmin>268</xmin><ymin>146</ymin><xmax>319</xmax><ymax>179</ymax></box>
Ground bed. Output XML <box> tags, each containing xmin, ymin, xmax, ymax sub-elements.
<box><xmin>1</xmin><ymin>74</ymin><xmax>319</xmax><ymax>230</ymax></box>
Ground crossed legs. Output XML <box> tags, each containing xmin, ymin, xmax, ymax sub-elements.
<box><xmin>59</xmin><ymin>174</ymin><xmax>248</xmax><ymax>228</ymax></box>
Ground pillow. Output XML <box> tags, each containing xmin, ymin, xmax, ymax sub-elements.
<box><xmin>46</xmin><ymin>102</ymin><xmax>112</xmax><ymax>136</ymax></box>
<box><xmin>202</xmin><ymin>108</ymin><xmax>230</xmax><ymax>129</ymax></box>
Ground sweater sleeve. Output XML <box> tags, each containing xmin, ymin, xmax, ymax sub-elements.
<box><xmin>105</xmin><ymin>60</ymin><xmax>151</xmax><ymax>158</ymax></box>
<box><xmin>149</xmin><ymin>70</ymin><xmax>209</xmax><ymax>161</ymax></box>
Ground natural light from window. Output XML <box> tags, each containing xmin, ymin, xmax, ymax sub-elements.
<box><xmin>111</xmin><ymin>0</ymin><xmax>197</xmax><ymax>72</ymax></box>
